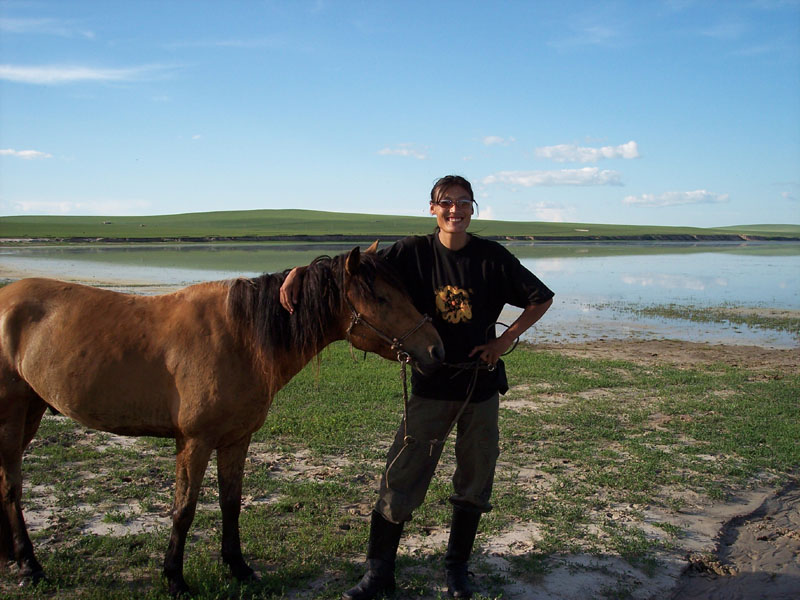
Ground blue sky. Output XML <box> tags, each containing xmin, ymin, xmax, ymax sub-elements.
<box><xmin>1</xmin><ymin>0</ymin><xmax>798</xmax><ymax>227</ymax></box>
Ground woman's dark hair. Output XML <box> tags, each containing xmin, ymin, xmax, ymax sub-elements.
<box><xmin>430</xmin><ymin>175</ymin><xmax>475</xmax><ymax>205</ymax></box>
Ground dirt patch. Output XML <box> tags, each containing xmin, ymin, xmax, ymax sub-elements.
<box><xmin>539</xmin><ymin>339</ymin><xmax>799</xmax><ymax>371</ymax></box>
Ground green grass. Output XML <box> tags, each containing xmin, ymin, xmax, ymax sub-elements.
<box><xmin>1</xmin><ymin>341</ymin><xmax>798</xmax><ymax>599</ymax></box>
<box><xmin>1</xmin><ymin>208</ymin><xmax>798</xmax><ymax>240</ymax></box>
<box><xmin>625</xmin><ymin>303</ymin><xmax>800</xmax><ymax>335</ymax></box>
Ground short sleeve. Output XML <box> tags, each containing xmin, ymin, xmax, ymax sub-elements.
<box><xmin>498</xmin><ymin>247</ymin><xmax>554</xmax><ymax>308</ymax></box>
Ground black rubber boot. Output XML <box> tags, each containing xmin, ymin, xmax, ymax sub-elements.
<box><xmin>444</xmin><ymin>507</ymin><xmax>481</xmax><ymax>599</ymax></box>
<box><xmin>342</xmin><ymin>511</ymin><xmax>404</xmax><ymax>600</ymax></box>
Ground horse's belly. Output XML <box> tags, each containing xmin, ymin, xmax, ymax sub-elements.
<box><xmin>23</xmin><ymin>353</ymin><xmax>179</xmax><ymax>437</ymax></box>
<box><xmin>59</xmin><ymin>395</ymin><xmax>177</xmax><ymax>437</ymax></box>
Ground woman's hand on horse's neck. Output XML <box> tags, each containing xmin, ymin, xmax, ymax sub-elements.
<box><xmin>279</xmin><ymin>266</ymin><xmax>307</xmax><ymax>313</ymax></box>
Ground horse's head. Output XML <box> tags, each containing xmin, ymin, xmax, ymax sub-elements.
<box><xmin>342</xmin><ymin>242</ymin><xmax>444</xmax><ymax>374</ymax></box>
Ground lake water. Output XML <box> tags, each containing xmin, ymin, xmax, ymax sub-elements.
<box><xmin>1</xmin><ymin>241</ymin><xmax>798</xmax><ymax>348</ymax></box>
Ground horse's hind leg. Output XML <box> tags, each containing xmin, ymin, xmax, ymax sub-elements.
<box><xmin>0</xmin><ymin>387</ymin><xmax>47</xmax><ymax>581</ymax></box>
<box><xmin>217</xmin><ymin>436</ymin><xmax>257</xmax><ymax>582</ymax></box>
<box><xmin>163</xmin><ymin>436</ymin><xmax>213</xmax><ymax>597</ymax></box>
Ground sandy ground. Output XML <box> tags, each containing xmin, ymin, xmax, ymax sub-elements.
<box><xmin>539</xmin><ymin>338</ymin><xmax>800</xmax><ymax>371</ymax></box>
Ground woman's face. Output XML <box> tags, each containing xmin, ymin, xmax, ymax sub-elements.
<box><xmin>430</xmin><ymin>184</ymin><xmax>474</xmax><ymax>235</ymax></box>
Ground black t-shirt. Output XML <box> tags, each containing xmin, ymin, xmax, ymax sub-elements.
<box><xmin>380</xmin><ymin>233</ymin><xmax>554</xmax><ymax>402</ymax></box>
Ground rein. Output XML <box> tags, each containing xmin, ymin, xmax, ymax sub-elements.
<box><xmin>337</xmin><ymin>270</ymin><xmax>519</xmax><ymax>491</ymax></box>
<box><xmin>385</xmin><ymin>322</ymin><xmax>518</xmax><ymax>490</ymax></box>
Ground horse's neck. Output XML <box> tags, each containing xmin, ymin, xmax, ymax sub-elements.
<box><xmin>265</xmin><ymin>308</ymin><xmax>348</xmax><ymax>394</ymax></box>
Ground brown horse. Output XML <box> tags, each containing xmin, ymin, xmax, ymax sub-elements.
<box><xmin>0</xmin><ymin>243</ymin><xmax>443</xmax><ymax>595</ymax></box>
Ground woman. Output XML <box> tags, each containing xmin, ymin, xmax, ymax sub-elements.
<box><xmin>280</xmin><ymin>175</ymin><xmax>553</xmax><ymax>599</ymax></box>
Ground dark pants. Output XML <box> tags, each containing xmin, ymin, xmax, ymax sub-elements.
<box><xmin>374</xmin><ymin>393</ymin><xmax>500</xmax><ymax>524</ymax></box>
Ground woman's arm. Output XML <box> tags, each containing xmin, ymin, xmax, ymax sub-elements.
<box><xmin>468</xmin><ymin>297</ymin><xmax>553</xmax><ymax>366</ymax></box>
<box><xmin>279</xmin><ymin>265</ymin><xmax>308</xmax><ymax>314</ymax></box>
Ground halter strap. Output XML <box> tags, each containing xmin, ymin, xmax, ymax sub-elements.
<box><xmin>340</xmin><ymin>261</ymin><xmax>432</xmax><ymax>361</ymax></box>
<box><xmin>341</xmin><ymin>274</ymin><xmax>432</xmax><ymax>362</ymax></box>
<box><xmin>346</xmin><ymin>306</ymin><xmax>432</xmax><ymax>360</ymax></box>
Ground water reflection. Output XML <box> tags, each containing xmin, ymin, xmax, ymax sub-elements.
<box><xmin>2</xmin><ymin>241</ymin><xmax>798</xmax><ymax>348</ymax></box>
<box><xmin>512</xmin><ymin>245</ymin><xmax>799</xmax><ymax>348</ymax></box>
<box><xmin>620</xmin><ymin>274</ymin><xmax>728</xmax><ymax>292</ymax></box>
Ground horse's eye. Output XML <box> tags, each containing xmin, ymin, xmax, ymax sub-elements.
<box><xmin>377</xmin><ymin>295</ymin><xmax>389</xmax><ymax>305</ymax></box>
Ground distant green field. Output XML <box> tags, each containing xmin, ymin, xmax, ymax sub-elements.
<box><xmin>0</xmin><ymin>209</ymin><xmax>798</xmax><ymax>240</ymax></box>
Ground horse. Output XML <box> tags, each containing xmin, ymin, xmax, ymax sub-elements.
<box><xmin>0</xmin><ymin>242</ymin><xmax>444</xmax><ymax>595</ymax></box>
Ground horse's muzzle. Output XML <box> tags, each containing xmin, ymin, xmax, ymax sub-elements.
<box><xmin>412</xmin><ymin>341</ymin><xmax>445</xmax><ymax>375</ymax></box>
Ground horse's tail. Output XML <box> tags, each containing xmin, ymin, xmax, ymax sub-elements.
<box><xmin>0</xmin><ymin>280</ymin><xmax>50</xmax><ymax>564</ymax></box>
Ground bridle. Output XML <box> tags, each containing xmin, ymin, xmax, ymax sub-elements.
<box><xmin>344</xmin><ymin>295</ymin><xmax>432</xmax><ymax>363</ymax></box>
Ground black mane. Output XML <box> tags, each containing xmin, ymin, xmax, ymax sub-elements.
<box><xmin>226</xmin><ymin>249</ymin><xmax>404</xmax><ymax>365</ymax></box>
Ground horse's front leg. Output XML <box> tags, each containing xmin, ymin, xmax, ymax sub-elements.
<box><xmin>217</xmin><ymin>435</ymin><xmax>258</xmax><ymax>582</ymax></box>
<box><xmin>164</xmin><ymin>436</ymin><xmax>213</xmax><ymax>597</ymax></box>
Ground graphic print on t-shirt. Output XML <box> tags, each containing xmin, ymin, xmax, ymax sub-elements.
<box><xmin>435</xmin><ymin>285</ymin><xmax>473</xmax><ymax>324</ymax></box>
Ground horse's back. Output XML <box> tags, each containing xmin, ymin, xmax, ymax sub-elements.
<box><xmin>1</xmin><ymin>278</ymin><xmax>150</xmax><ymax>364</ymax></box>
<box><xmin>0</xmin><ymin>278</ymin><xmax>244</xmax><ymax>437</ymax></box>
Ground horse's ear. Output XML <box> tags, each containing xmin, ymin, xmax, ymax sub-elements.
<box><xmin>365</xmin><ymin>240</ymin><xmax>379</xmax><ymax>254</ymax></box>
<box><xmin>345</xmin><ymin>246</ymin><xmax>361</xmax><ymax>276</ymax></box>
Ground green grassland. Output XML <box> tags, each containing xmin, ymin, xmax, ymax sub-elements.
<box><xmin>1</xmin><ymin>209</ymin><xmax>798</xmax><ymax>240</ymax></box>
<box><xmin>1</xmin><ymin>341</ymin><xmax>797</xmax><ymax>599</ymax></box>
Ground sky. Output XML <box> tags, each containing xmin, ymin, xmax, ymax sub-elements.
<box><xmin>1</xmin><ymin>0</ymin><xmax>799</xmax><ymax>227</ymax></box>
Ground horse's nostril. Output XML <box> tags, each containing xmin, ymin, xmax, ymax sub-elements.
<box><xmin>428</xmin><ymin>344</ymin><xmax>445</xmax><ymax>363</ymax></box>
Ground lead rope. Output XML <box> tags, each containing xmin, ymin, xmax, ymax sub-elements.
<box><xmin>385</xmin><ymin>322</ymin><xmax>517</xmax><ymax>491</ymax></box>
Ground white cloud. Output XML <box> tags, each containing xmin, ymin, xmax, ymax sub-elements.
<box><xmin>536</xmin><ymin>140</ymin><xmax>639</xmax><ymax>163</ymax></box>
<box><xmin>377</xmin><ymin>144</ymin><xmax>427</xmax><ymax>160</ymax></box>
<box><xmin>699</xmin><ymin>21</ymin><xmax>747</xmax><ymax>40</ymax></box>
<box><xmin>0</xmin><ymin>17</ymin><xmax>94</xmax><ymax>39</ymax></box>
<box><xmin>482</xmin><ymin>135</ymin><xmax>515</xmax><ymax>146</ymax></box>
<box><xmin>548</xmin><ymin>19</ymin><xmax>624</xmax><ymax>50</ymax></box>
<box><xmin>483</xmin><ymin>168</ymin><xmax>623</xmax><ymax>187</ymax></box>
<box><xmin>528</xmin><ymin>201</ymin><xmax>574</xmax><ymax>222</ymax></box>
<box><xmin>474</xmin><ymin>205</ymin><xmax>495</xmax><ymax>220</ymax></box>
<box><xmin>781</xmin><ymin>191</ymin><xmax>797</xmax><ymax>202</ymax></box>
<box><xmin>10</xmin><ymin>198</ymin><xmax>152</xmax><ymax>215</ymax></box>
<box><xmin>623</xmin><ymin>190</ymin><xmax>730</xmax><ymax>207</ymax></box>
<box><xmin>0</xmin><ymin>64</ymin><xmax>173</xmax><ymax>85</ymax></box>
<box><xmin>0</xmin><ymin>149</ymin><xmax>53</xmax><ymax>159</ymax></box>
<box><xmin>165</xmin><ymin>37</ymin><xmax>287</xmax><ymax>50</ymax></box>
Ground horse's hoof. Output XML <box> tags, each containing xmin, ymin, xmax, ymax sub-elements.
<box><xmin>242</xmin><ymin>569</ymin><xmax>261</xmax><ymax>583</ymax></box>
<box><xmin>231</xmin><ymin>562</ymin><xmax>260</xmax><ymax>582</ymax></box>
<box><xmin>168</xmin><ymin>578</ymin><xmax>191</xmax><ymax>597</ymax></box>
<box><xmin>233</xmin><ymin>567</ymin><xmax>261</xmax><ymax>583</ymax></box>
